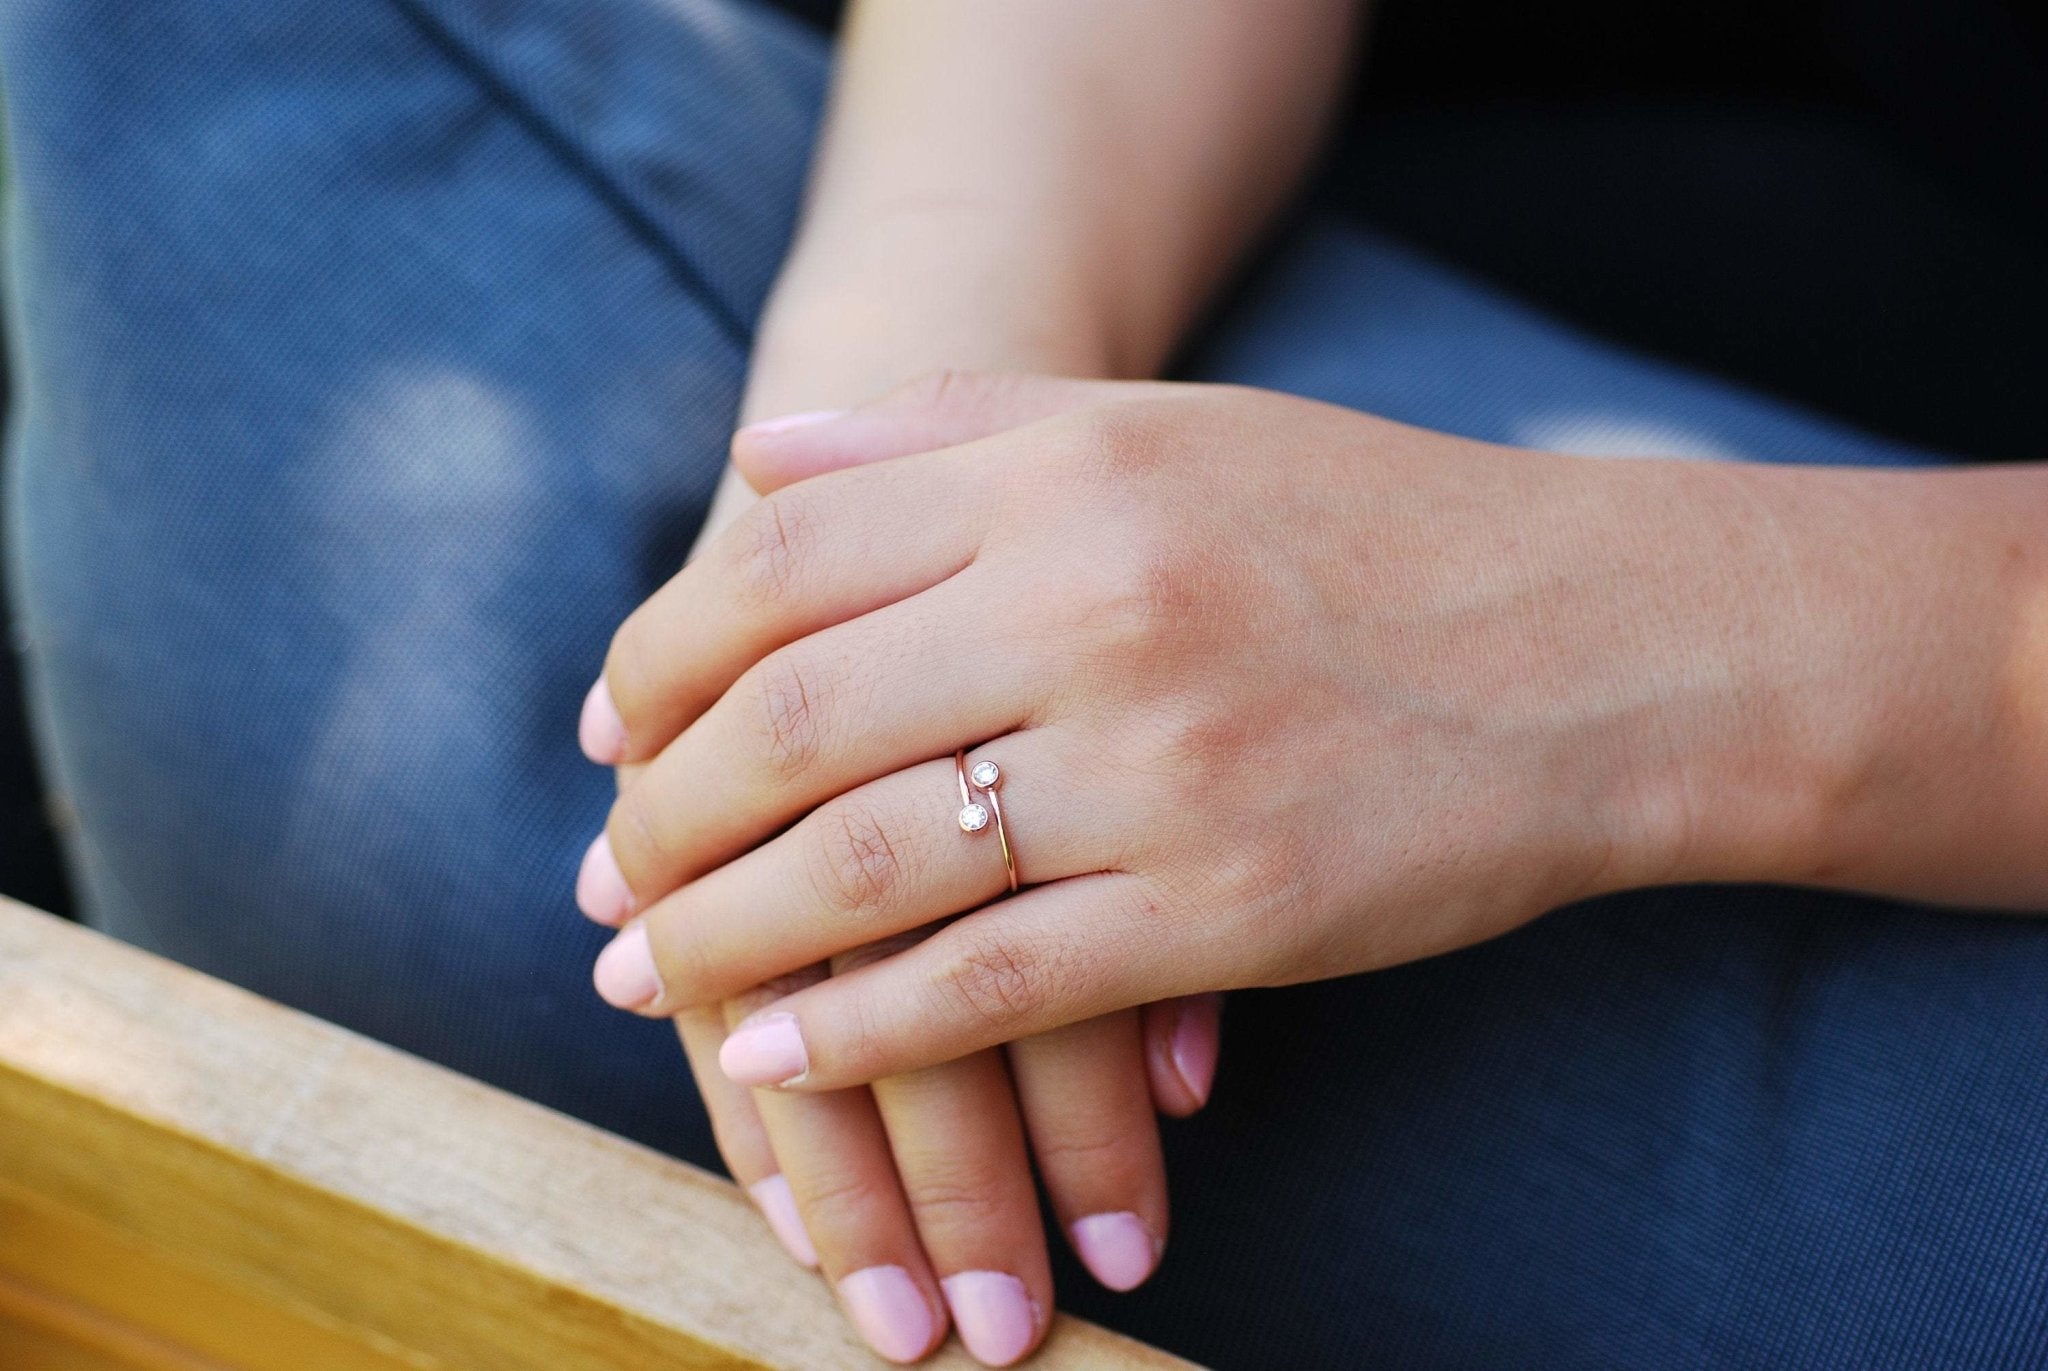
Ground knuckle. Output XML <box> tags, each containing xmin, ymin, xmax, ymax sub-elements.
<box><xmin>1066</xmin><ymin>403</ymin><xmax>1176</xmax><ymax>487</ymax></box>
<box><xmin>605</xmin><ymin>786</ymin><xmax>671</xmax><ymax>892</ymax></box>
<box><xmin>809</xmin><ymin>799</ymin><xmax>913</xmax><ymax>921</ymax></box>
<box><xmin>792</xmin><ymin>1166</ymin><xmax>896</xmax><ymax>1235</ymax></box>
<box><xmin>726</xmin><ymin>488</ymin><xmax>818</xmax><ymax>609</ymax></box>
<box><xmin>933</xmin><ymin>930</ymin><xmax>1049</xmax><ymax>1033</ymax></box>
<box><xmin>643</xmin><ymin>919</ymin><xmax>711</xmax><ymax>1005</ymax></box>
<box><xmin>1072</xmin><ymin>532</ymin><xmax>1203</xmax><ymax>666</ymax></box>
<box><xmin>601</xmin><ymin>618</ymin><xmax>655</xmax><ymax>730</ymax></box>
<box><xmin>1029</xmin><ymin>1124</ymin><xmax>1143</xmax><ymax>1184</ymax></box>
<box><xmin>750</xmin><ymin>649</ymin><xmax>831</xmax><ymax>783</ymax></box>
<box><xmin>895</xmin><ymin>365</ymin><xmax>986</xmax><ymax>414</ymax></box>
<box><xmin>902</xmin><ymin>1165</ymin><xmax>1016</xmax><ymax>1232</ymax></box>
<box><xmin>1213</xmin><ymin>830</ymin><xmax>1311</xmax><ymax>921</ymax></box>
<box><xmin>1146</xmin><ymin>698</ymin><xmax>1253</xmax><ymax>793</ymax></box>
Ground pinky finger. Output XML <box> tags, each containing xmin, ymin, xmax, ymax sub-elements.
<box><xmin>718</xmin><ymin>873</ymin><xmax>1184</xmax><ymax>1092</ymax></box>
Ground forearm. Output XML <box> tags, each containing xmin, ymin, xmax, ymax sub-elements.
<box><xmin>740</xmin><ymin>0</ymin><xmax>1363</xmax><ymax>423</ymax></box>
<box><xmin>1660</xmin><ymin>461</ymin><xmax>2048</xmax><ymax>909</ymax></box>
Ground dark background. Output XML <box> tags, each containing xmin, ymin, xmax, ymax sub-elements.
<box><xmin>3</xmin><ymin>0</ymin><xmax>2042</xmax><ymax>916</ymax></box>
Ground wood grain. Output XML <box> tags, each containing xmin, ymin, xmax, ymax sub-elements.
<box><xmin>0</xmin><ymin>897</ymin><xmax>1196</xmax><ymax>1369</ymax></box>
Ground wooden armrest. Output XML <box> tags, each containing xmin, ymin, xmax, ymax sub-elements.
<box><xmin>0</xmin><ymin>897</ymin><xmax>1195</xmax><ymax>1369</ymax></box>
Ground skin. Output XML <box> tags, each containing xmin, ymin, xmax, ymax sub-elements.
<box><xmin>586</xmin><ymin>372</ymin><xmax>2048</xmax><ymax>1098</ymax></box>
<box><xmin>577</xmin><ymin>2</ymin><xmax>1364</xmax><ymax>1362</ymax></box>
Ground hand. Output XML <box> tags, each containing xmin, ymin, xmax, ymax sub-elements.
<box><xmin>580</xmin><ymin>369</ymin><xmax>1989</xmax><ymax>1091</ymax></box>
<box><xmin>580</xmin><ymin>384</ymin><xmax>1219</xmax><ymax>1366</ymax></box>
<box><xmin>567</xmin><ymin>0</ymin><xmax>1364</xmax><ymax>1353</ymax></box>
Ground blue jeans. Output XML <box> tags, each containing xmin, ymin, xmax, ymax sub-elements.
<box><xmin>8</xmin><ymin>4</ymin><xmax>2048</xmax><ymax>1367</ymax></box>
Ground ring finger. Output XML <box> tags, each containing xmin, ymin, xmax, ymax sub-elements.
<box><xmin>592</xmin><ymin>726</ymin><xmax>1129</xmax><ymax>1016</ymax></box>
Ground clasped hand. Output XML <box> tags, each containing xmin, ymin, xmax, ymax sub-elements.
<box><xmin>571</xmin><ymin>370</ymin><xmax>1847</xmax><ymax>1361</ymax></box>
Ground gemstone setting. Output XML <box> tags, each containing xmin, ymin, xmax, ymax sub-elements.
<box><xmin>958</xmin><ymin>802</ymin><xmax>990</xmax><ymax>833</ymax></box>
<box><xmin>969</xmin><ymin>759</ymin><xmax>1001</xmax><ymax>789</ymax></box>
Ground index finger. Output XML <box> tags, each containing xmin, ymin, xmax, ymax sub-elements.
<box><xmin>588</xmin><ymin>446</ymin><xmax>991</xmax><ymax>766</ymax></box>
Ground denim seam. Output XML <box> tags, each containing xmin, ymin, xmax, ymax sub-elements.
<box><xmin>380</xmin><ymin>0</ymin><xmax>752</xmax><ymax>353</ymax></box>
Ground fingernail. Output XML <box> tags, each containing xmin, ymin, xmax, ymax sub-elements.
<box><xmin>738</xmin><ymin>408</ymin><xmax>847</xmax><ymax>439</ymax></box>
<box><xmin>941</xmin><ymin>1271</ymin><xmax>1040</xmax><ymax>1366</ymax></box>
<box><xmin>574</xmin><ymin>831</ymin><xmax>634</xmax><ymax>926</ymax></box>
<box><xmin>746</xmin><ymin>1174</ymin><xmax>818</xmax><ymax>1267</ymax></box>
<box><xmin>838</xmin><ymin>1264</ymin><xmax>937</xmax><ymax>1363</ymax></box>
<box><xmin>1069</xmin><ymin>1211</ymin><xmax>1162</xmax><ymax>1292</ymax></box>
<box><xmin>719</xmin><ymin>1012</ymin><xmax>809</xmax><ymax>1087</ymax></box>
<box><xmin>579</xmin><ymin>676</ymin><xmax>627</xmax><ymax>765</ymax></box>
<box><xmin>592</xmin><ymin>922</ymin><xmax>663</xmax><ymax>1010</ymax></box>
<box><xmin>1171</xmin><ymin>992</ymin><xmax>1224</xmax><ymax>1107</ymax></box>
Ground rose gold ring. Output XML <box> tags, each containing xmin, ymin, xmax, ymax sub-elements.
<box><xmin>955</xmin><ymin>749</ymin><xmax>1018</xmax><ymax>893</ymax></box>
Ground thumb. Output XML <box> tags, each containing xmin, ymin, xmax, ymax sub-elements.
<box><xmin>730</xmin><ymin>369</ymin><xmax>1144</xmax><ymax>495</ymax></box>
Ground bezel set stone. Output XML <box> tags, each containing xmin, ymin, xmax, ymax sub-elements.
<box><xmin>969</xmin><ymin>759</ymin><xmax>1001</xmax><ymax>790</ymax></box>
<box><xmin>958</xmin><ymin>802</ymin><xmax>990</xmax><ymax>833</ymax></box>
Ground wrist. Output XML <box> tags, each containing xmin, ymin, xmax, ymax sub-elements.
<box><xmin>1628</xmin><ymin>464</ymin><xmax>2048</xmax><ymax>908</ymax></box>
<box><xmin>739</xmin><ymin>210</ymin><xmax>1140</xmax><ymax>425</ymax></box>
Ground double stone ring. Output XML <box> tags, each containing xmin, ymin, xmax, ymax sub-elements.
<box><xmin>954</xmin><ymin>750</ymin><xmax>1019</xmax><ymax>893</ymax></box>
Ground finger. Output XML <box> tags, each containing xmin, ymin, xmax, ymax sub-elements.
<box><xmin>597</xmin><ymin>566</ymin><xmax>1046</xmax><ymax>914</ymax></box>
<box><xmin>1142</xmin><ymin>993</ymin><xmax>1224</xmax><ymax>1119</ymax></box>
<box><xmin>732</xmin><ymin>369</ymin><xmax>1148</xmax><ymax>495</ymax></box>
<box><xmin>733</xmin><ymin>370</ymin><xmax>1108</xmax><ymax>489</ymax></box>
<box><xmin>831</xmin><ymin>932</ymin><xmax>1051</xmax><ymax>1366</ymax></box>
<box><xmin>1007</xmin><ymin>1011</ymin><xmax>1169</xmax><ymax>1293</ymax></box>
<box><xmin>717</xmin><ymin>871</ymin><xmax>1194</xmax><ymax>1092</ymax></box>
<box><xmin>574</xmin><ymin>765</ymin><xmax>639</xmax><ymax>930</ymax></box>
<box><xmin>866</xmin><ymin>1050</ymin><xmax>1052</xmax><ymax>1367</ymax></box>
<box><xmin>673</xmin><ymin>1005</ymin><xmax>817</xmax><ymax>1267</ymax></box>
<box><xmin>588</xmin><ymin>444</ymin><xmax>992</xmax><ymax>767</ymax></box>
<box><xmin>726</xmin><ymin>976</ymin><xmax>949</xmax><ymax>1365</ymax></box>
<box><xmin>592</xmin><ymin>728</ymin><xmax>1123</xmax><ymax>1016</ymax></box>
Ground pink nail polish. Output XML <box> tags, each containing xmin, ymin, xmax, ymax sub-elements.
<box><xmin>746</xmin><ymin>1174</ymin><xmax>819</xmax><ymax>1268</ymax></box>
<box><xmin>574</xmin><ymin>831</ymin><xmax>634</xmax><ymax>926</ymax></box>
<box><xmin>941</xmin><ymin>1271</ymin><xmax>1039</xmax><ymax>1366</ymax></box>
<box><xmin>592</xmin><ymin>922</ymin><xmax>663</xmax><ymax>1010</ymax></box>
<box><xmin>1069</xmin><ymin>1211</ymin><xmax>1161</xmax><ymax>1293</ymax></box>
<box><xmin>738</xmin><ymin>407</ymin><xmax>847</xmax><ymax>439</ymax></box>
<box><xmin>837</xmin><ymin>1265</ymin><xmax>937</xmax><ymax>1363</ymax></box>
<box><xmin>578</xmin><ymin>676</ymin><xmax>628</xmax><ymax>765</ymax></box>
<box><xmin>719</xmin><ymin>1012</ymin><xmax>809</xmax><ymax>1086</ymax></box>
<box><xmin>1171</xmin><ymin>992</ymin><xmax>1224</xmax><ymax>1108</ymax></box>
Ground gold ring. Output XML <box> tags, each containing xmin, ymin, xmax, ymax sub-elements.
<box><xmin>955</xmin><ymin>749</ymin><xmax>1018</xmax><ymax>893</ymax></box>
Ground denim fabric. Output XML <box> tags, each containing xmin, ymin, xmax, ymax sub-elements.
<box><xmin>7</xmin><ymin>4</ymin><xmax>2047</xmax><ymax>1368</ymax></box>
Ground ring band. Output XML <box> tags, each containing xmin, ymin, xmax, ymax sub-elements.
<box><xmin>955</xmin><ymin>749</ymin><xmax>1019</xmax><ymax>893</ymax></box>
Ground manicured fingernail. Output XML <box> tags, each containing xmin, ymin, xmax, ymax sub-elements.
<box><xmin>719</xmin><ymin>1012</ymin><xmax>809</xmax><ymax>1086</ymax></box>
<box><xmin>746</xmin><ymin>1174</ymin><xmax>818</xmax><ymax>1268</ymax></box>
<box><xmin>578</xmin><ymin>676</ymin><xmax>627</xmax><ymax>764</ymax></box>
<box><xmin>1171</xmin><ymin>992</ymin><xmax>1224</xmax><ymax>1107</ymax></box>
<box><xmin>1069</xmin><ymin>1211</ymin><xmax>1161</xmax><ymax>1292</ymax></box>
<box><xmin>837</xmin><ymin>1264</ymin><xmax>937</xmax><ymax>1363</ymax></box>
<box><xmin>941</xmin><ymin>1271</ymin><xmax>1039</xmax><ymax>1366</ymax></box>
<box><xmin>574</xmin><ymin>831</ymin><xmax>634</xmax><ymax>926</ymax></box>
<box><xmin>592</xmin><ymin>922</ymin><xmax>662</xmax><ymax>1010</ymax></box>
<box><xmin>738</xmin><ymin>408</ymin><xmax>847</xmax><ymax>439</ymax></box>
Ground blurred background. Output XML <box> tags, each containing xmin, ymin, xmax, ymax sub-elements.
<box><xmin>3</xmin><ymin>0</ymin><xmax>2042</xmax><ymax>919</ymax></box>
